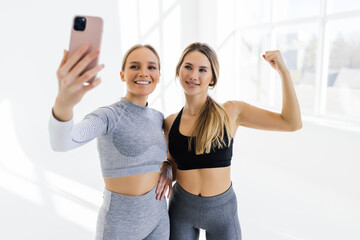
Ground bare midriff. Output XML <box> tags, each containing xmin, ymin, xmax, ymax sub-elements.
<box><xmin>176</xmin><ymin>166</ymin><xmax>231</xmax><ymax>197</ymax></box>
<box><xmin>104</xmin><ymin>172</ymin><xmax>160</xmax><ymax>196</ymax></box>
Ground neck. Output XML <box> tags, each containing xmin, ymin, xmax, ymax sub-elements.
<box><xmin>124</xmin><ymin>92</ymin><xmax>148</xmax><ymax>107</ymax></box>
<box><xmin>183</xmin><ymin>92</ymin><xmax>208</xmax><ymax>116</ymax></box>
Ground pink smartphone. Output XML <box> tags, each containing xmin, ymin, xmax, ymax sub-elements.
<box><xmin>68</xmin><ymin>15</ymin><xmax>103</xmax><ymax>82</ymax></box>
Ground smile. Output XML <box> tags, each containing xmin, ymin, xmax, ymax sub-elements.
<box><xmin>185</xmin><ymin>81</ymin><xmax>199</xmax><ymax>88</ymax></box>
<box><xmin>135</xmin><ymin>80</ymin><xmax>151</xmax><ymax>85</ymax></box>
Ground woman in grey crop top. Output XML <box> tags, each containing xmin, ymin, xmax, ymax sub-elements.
<box><xmin>157</xmin><ymin>42</ymin><xmax>302</xmax><ymax>240</ymax></box>
<box><xmin>49</xmin><ymin>44</ymin><xmax>170</xmax><ymax>240</ymax></box>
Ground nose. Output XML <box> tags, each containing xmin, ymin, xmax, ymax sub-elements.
<box><xmin>139</xmin><ymin>69</ymin><xmax>149</xmax><ymax>78</ymax></box>
<box><xmin>189</xmin><ymin>70</ymin><xmax>198</xmax><ymax>81</ymax></box>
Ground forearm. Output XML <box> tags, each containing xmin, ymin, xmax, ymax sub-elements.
<box><xmin>279</xmin><ymin>70</ymin><xmax>302</xmax><ymax>130</ymax></box>
<box><xmin>53</xmin><ymin>97</ymin><xmax>74</xmax><ymax>122</ymax></box>
<box><xmin>49</xmin><ymin>108</ymin><xmax>109</xmax><ymax>152</ymax></box>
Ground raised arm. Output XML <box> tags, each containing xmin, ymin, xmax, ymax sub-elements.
<box><xmin>224</xmin><ymin>50</ymin><xmax>302</xmax><ymax>132</ymax></box>
<box><xmin>53</xmin><ymin>43</ymin><xmax>104</xmax><ymax>121</ymax></box>
<box><xmin>49</xmin><ymin>44</ymin><xmax>105</xmax><ymax>151</ymax></box>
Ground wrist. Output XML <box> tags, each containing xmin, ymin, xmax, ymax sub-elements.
<box><xmin>163</xmin><ymin>159</ymin><xmax>172</xmax><ymax>166</ymax></box>
<box><xmin>161</xmin><ymin>160</ymin><xmax>173</xmax><ymax>181</ymax></box>
<box><xmin>279</xmin><ymin>69</ymin><xmax>290</xmax><ymax>77</ymax></box>
<box><xmin>53</xmin><ymin>98</ymin><xmax>73</xmax><ymax>122</ymax></box>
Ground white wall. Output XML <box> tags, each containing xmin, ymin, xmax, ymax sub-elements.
<box><xmin>0</xmin><ymin>0</ymin><xmax>121</xmax><ymax>238</ymax></box>
<box><xmin>0</xmin><ymin>0</ymin><xmax>359</xmax><ymax>239</ymax></box>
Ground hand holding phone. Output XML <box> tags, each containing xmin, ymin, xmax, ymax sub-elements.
<box><xmin>68</xmin><ymin>16</ymin><xmax>103</xmax><ymax>82</ymax></box>
<box><xmin>53</xmin><ymin>16</ymin><xmax>104</xmax><ymax>121</ymax></box>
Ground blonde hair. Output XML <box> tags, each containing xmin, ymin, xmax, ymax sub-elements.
<box><xmin>175</xmin><ymin>42</ymin><xmax>232</xmax><ymax>154</ymax></box>
<box><xmin>121</xmin><ymin>44</ymin><xmax>161</xmax><ymax>71</ymax></box>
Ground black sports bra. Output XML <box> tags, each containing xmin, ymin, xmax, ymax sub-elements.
<box><xmin>168</xmin><ymin>108</ymin><xmax>233</xmax><ymax>170</ymax></box>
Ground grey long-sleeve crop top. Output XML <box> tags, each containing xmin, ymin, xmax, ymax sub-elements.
<box><xmin>49</xmin><ymin>98</ymin><xmax>167</xmax><ymax>178</ymax></box>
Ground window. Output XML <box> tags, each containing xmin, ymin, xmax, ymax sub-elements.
<box><xmin>215</xmin><ymin>0</ymin><xmax>360</xmax><ymax>124</ymax></box>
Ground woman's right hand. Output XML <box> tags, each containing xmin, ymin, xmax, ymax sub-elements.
<box><xmin>156</xmin><ymin>161</ymin><xmax>173</xmax><ymax>200</ymax></box>
<box><xmin>53</xmin><ymin>43</ymin><xmax>104</xmax><ymax>121</ymax></box>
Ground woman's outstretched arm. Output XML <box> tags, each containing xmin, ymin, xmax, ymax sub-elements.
<box><xmin>224</xmin><ymin>50</ymin><xmax>302</xmax><ymax>132</ymax></box>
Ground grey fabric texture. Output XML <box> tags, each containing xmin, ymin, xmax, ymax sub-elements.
<box><xmin>169</xmin><ymin>182</ymin><xmax>241</xmax><ymax>240</ymax></box>
<box><xmin>49</xmin><ymin>98</ymin><xmax>168</xmax><ymax>178</ymax></box>
<box><xmin>96</xmin><ymin>187</ymin><xmax>170</xmax><ymax>240</ymax></box>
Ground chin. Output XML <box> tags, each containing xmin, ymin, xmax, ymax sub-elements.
<box><xmin>136</xmin><ymin>89</ymin><xmax>156</xmax><ymax>96</ymax></box>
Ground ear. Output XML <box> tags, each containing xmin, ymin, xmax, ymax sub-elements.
<box><xmin>120</xmin><ymin>71</ymin><xmax>125</xmax><ymax>82</ymax></box>
<box><xmin>156</xmin><ymin>72</ymin><xmax>161</xmax><ymax>84</ymax></box>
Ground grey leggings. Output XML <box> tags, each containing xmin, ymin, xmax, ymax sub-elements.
<box><xmin>96</xmin><ymin>186</ymin><xmax>169</xmax><ymax>240</ymax></box>
<box><xmin>169</xmin><ymin>182</ymin><xmax>241</xmax><ymax>240</ymax></box>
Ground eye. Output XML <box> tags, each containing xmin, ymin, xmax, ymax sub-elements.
<box><xmin>184</xmin><ymin>65</ymin><xmax>192</xmax><ymax>70</ymax></box>
<box><xmin>199</xmin><ymin>68</ymin><xmax>207</xmax><ymax>72</ymax></box>
<box><xmin>130</xmin><ymin>65</ymin><xmax>139</xmax><ymax>69</ymax></box>
<box><xmin>148</xmin><ymin>66</ymin><xmax>157</xmax><ymax>70</ymax></box>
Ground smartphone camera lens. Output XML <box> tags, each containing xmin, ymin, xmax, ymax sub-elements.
<box><xmin>74</xmin><ymin>16</ymin><xmax>86</xmax><ymax>31</ymax></box>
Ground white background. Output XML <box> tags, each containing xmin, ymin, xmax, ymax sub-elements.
<box><xmin>0</xmin><ymin>0</ymin><xmax>359</xmax><ymax>239</ymax></box>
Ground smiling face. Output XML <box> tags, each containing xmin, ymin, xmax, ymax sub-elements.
<box><xmin>179</xmin><ymin>50</ymin><xmax>213</xmax><ymax>96</ymax></box>
<box><xmin>120</xmin><ymin>47</ymin><xmax>160</xmax><ymax>98</ymax></box>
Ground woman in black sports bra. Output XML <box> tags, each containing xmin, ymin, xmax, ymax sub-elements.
<box><xmin>156</xmin><ymin>42</ymin><xmax>302</xmax><ymax>240</ymax></box>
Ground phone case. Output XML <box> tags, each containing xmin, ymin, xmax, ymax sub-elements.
<box><xmin>68</xmin><ymin>15</ymin><xmax>103</xmax><ymax>82</ymax></box>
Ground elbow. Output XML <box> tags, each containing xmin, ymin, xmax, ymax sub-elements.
<box><xmin>50</xmin><ymin>143</ymin><xmax>71</xmax><ymax>152</ymax></box>
<box><xmin>288</xmin><ymin>121</ymin><xmax>302</xmax><ymax>132</ymax></box>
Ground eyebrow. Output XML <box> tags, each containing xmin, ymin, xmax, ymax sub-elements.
<box><xmin>129</xmin><ymin>61</ymin><xmax>157</xmax><ymax>65</ymax></box>
<box><xmin>184</xmin><ymin>62</ymin><xmax>208</xmax><ymax>68</ymax></box>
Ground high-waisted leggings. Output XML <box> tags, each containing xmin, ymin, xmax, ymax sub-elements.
<box><xmin>169</xmin><ymin>182</ymin><xmax>241</xmax><ymax>240</ymax></box>
<box><xmin>95</xmin><ymin>186</ymin><xmax>169</xmax><ymax>240</ymax></box>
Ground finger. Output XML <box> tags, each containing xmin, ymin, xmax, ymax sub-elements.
<box><xmin>156</xmin><ymin>181</ymin><xmax>163</xmax><ymax>194</ymax></box>
<box><xmin>155</xmin><ymin>185</ymin><xmax>160</xmax><ymax>195</ymax></box>
<box><xmin>155</xmin><ymin>182</ymin><xmax>161</xmax><ymax>194</ymax></box>
<box><xmin>160</xmin><ymin>186</ymin><xmax>167</xmax><ymax>201</ymax></box>
<box><xmin>59</xmin><ymin>50</ymin><xmax>68</xmax><ymax>68</ymax></box>
<box><xmin>61</xmin><ymin>43</ymin><xmax>91</xmax><ymax>74</ymax></box>
<box><xmin>167</xmin><ymin>184</ymin><xmax>172</xmax><ymax>199</ymax></box>
<box><xmin>80</xmin><ymin>77</ymin><xmax>102</xmax><ymax>95</ymax></box>
<box><xmin>264</xmin><ymin>54</ymin><xmax>276</xmax><ymax>63</ymax></box>
<box><xmin>156</xmin><ymin>191</ymin><xmax>161</xmax><ymax>200</ymax></box>
<box><xmin>77</xmin><ymin>64</ymin><xmax>105</xmax><ymax>84</ymax></box>
<box><xmin>69</xmin><ymin>49</ymin><xmax>100</xmax><ymax>78</ymax></box>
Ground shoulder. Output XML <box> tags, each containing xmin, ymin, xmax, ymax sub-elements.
<box><xmin>149</xmin><ymin>108</ymin><xmax>165</xmax><ymax>121</ymax></box>
<box><xmin>164</xmin><ymin>113</ymin><xmax>178</xmax><ymax>134</ymax></box>
<box><xmin>222</xmin><ymin>100</ymin><xmax>246</xmax><ymax>120</ymax></box>
<box><xmin>87</xmin><ymin>103</ymin><xmax>119</xmax><ymax>119</ymax></box>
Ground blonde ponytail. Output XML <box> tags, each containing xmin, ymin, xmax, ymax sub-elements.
<box><xmin>189</xmin><ymin>96</ymin><xmax>232</xmax><ymax>154</ymax></box>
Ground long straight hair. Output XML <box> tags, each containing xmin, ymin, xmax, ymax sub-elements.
<box><xmin>175</xmin><ymin>42</ymin><xmax>232</xmax><ymax>154</ymax></box>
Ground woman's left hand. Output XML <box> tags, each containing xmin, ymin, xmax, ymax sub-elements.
<box><xmin>155</xmin><ymin>162</ymin><xmax>173</xmax><ymax>200</ymax></box>
<box><xmin>262</xmin><ymin>50</ymin><xmax>289</xmax><ymax>74</ymax></box>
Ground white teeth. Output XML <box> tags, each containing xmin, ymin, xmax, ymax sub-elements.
<box><xmin>135</xmin><ymin>81</ymin><xmax>150</xmax><ymax>85</ymax></box>
<box><xmin>186</xmin><ymin>82</ymin><xmax>197</xmax><ymax>86</ymax></box>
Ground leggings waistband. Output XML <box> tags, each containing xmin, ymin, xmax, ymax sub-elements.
<box><xmin>172</xmin><ymin>182</ymin><xmax>236</xmax><ymax>208</ymax></box>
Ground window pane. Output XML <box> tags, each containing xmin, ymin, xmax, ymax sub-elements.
<box><xmin>275</xmin><ymin>23</ymin><xmax>319</xmax><ymax>113</ymax></box>
<box><xmin>139</xmin><ymin>0</ymin><xmax>160</xmax><ymax>36</ymax></box>
<box><xmin>236</xmin><ymin>0</ymin><xmax>271</xmax><ymax>26</ymax></box>
<box><xmin>275</xmin><ymin>0</ymin><xmax>321</xmax><ymax>21</ymax></box>
<box><xmin>325</xmin><ymin>17</ymin><xmax>360</xmax><ymax>120</ymax></box>
<box><xmin>162</xmin><ymin>0</ymin><xmax>177</xmax><ymax>12</ymax></box>
<box><xmin>216</xmin><ymin>35</ymin><xmax>236</xmax><ymax>102</ymax></box>
<box><xmin>236</xmin><ymin>30</ymin><xmax>272</xmax><ymax>106</ymax></box>
<box><xmin>327</xmin><ymin>0</ymin><xmax>360</xmax><ymax>14</ymax></box>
